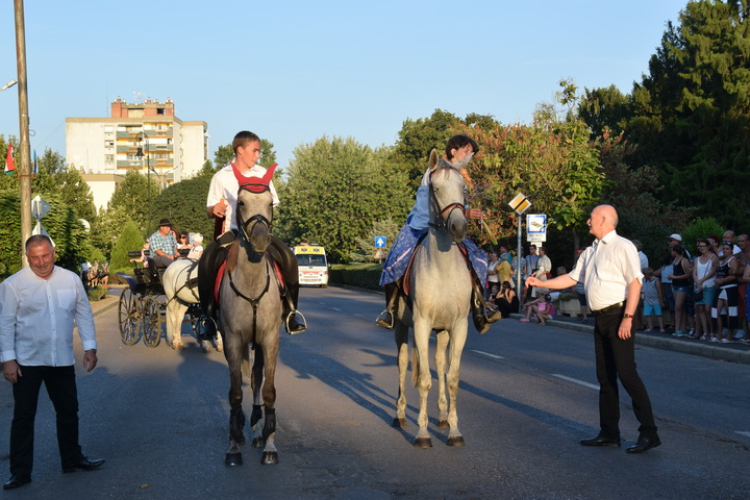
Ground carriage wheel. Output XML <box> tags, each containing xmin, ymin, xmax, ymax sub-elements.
<box><xmin>118</xmin><ymin>288</ymin><xmax>141</xmax><ymax>346</ymax></box>
<box><xmin>142</xmin><ymin>297</ymin><xmax>162</xmax><ymax>348</ymax></box>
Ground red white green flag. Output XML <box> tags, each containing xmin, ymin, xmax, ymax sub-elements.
<box><xmin>4</xmin><ymin>143</ymin><xmax>15</xmax><ymax>175</ymax></box>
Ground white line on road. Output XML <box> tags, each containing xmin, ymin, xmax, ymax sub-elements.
<box><xmin>735</xmin><ymin>431</ymin><xmax>750</xmax><ymax>438</ymax></box>
<box><xmin>552</xmin><ymin>374</ymin><xmax>599</xmax><ymax>391</ymax></box>
<box><xmin>331</xmin><ymin>307</ymin><xmax>341</xmax><ymax>312</ymax></box>
<box><xmin>471</xmin><ymin>350</ymin><xmax>504</xmax><ymax>360</ymax></box>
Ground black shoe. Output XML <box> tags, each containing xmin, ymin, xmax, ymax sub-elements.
<box><xmin>580</xmin><ymin>434</ymin><xmax>621</xmax><ymax>447</ymax></box>
<box><xmin>376</xmin><ymin>310</ymin><xmax>395</xmax><ymax>330</ymax></box>
<box><xmin>286</xmin><ymin>312</ymin><xmax>307</xmax><ymax>335</ymax></box>
<box><xmin>3</xmin><ymin>475</ymin><xmax>31</xmax><ymax>490</ymax></box>
<box><xmin>626</xmin><ymin>435</ymin><xmax>661</xmax><ymax>454</ymax></box>
<box><xmin>63</xmin><ymin>456</ymin><xmax>105</xmax><ymax>473</ymax></box>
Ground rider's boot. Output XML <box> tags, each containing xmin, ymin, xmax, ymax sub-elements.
<box><xmin>376</xmin><ymin>282</ymin><xmax>399</xmax><ymax>330</ymax></box>
<box><xmin>471</xmin><ymin>273</ymin><xmax>502</xmax><ymax>335</ymax></box>
<box><xmin>284</xmin><ymin>283</ymin><xmax>307</xmax><ymax>335</ymax></box>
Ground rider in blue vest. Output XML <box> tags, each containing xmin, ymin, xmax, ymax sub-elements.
<box><xmin>376</xmin><ymin>134</ymin><xmax>502</xmax><ymax>334</ymax></box>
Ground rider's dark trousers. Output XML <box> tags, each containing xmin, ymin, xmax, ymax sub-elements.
<box><xmin>198</xmin><ymin>233</ymin><xmax>300</xmax><ymax>319</ymax></box>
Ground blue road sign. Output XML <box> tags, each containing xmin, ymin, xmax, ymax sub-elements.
<box><xmin>375</xmin><ymin>236</ymin><xmax>386</xmax><ymax>248</ymax></box>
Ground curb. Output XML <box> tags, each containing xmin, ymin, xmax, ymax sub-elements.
<box><xmin>510</xmin><ymin>313</ymin><xmax>750</xmax><ymax>365</ymax></box>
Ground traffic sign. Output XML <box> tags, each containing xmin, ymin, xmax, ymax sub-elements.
<box><xmin>508</xmin><ymin>193</ymin><xmax>531</xmax><ymax>214</ymax></box>
<box><xmin>375</xmin><ymin>236</ymin><xmax>386</xmax><ymax>248</ymax></box>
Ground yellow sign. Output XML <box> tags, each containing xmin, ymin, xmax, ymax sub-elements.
<box><xmin>508</xmin><ymin>193</ymin><xmax>531</xmax><ymax>214</ymax></box>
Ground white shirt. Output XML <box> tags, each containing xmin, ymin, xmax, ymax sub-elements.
<box><xmin>0</xmin><ymin>266</ymin><xmax>97</xmax><ymax>366</ymax></box>
<box><xmin>569</xmin><ymin>230</ymin><xmax>644</xmax><ymax>311</ymax></box>
<box><xmin>207</xmin><ymin>163</ymin><xmax>280</xmax><ymax>232</ymax></box>
<box><xmin>638</xmin><ymin>251</ymin><xmax>649</xmax><ymax>270</ymax></box>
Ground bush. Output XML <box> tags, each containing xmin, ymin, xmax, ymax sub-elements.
<box><xmin>328</xmin><ymin>263</ymin><xmax>383</xmax><ymax>290</ymax></box>
<box><xmin>110</xmin><ymin>220</ymin><xmax>145</xmax><ymax>272</ymax></box>
<box><xmin>87</xmin><ymin>285</ymin><xmax>108</xmax><ymax>301</ymax></box>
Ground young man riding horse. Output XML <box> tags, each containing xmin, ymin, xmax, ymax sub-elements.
<box><xmin>376</xmin><ymin>134</ymin><xmax>501</xmax><ymax>334</ymax></box>
<box><xmin>198</xmin><ymin>130</ymin><xmax>307</xmax><ymax>336</ymax></box>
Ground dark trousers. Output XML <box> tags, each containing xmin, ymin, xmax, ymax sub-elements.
<box><xmin>593</xmin><ymin>308</ymin><xmax>657</xmax><ymax>439</ymax></box>
<box><xmin>198</xmin><ymin>232</ymin><xmax>299</xmax><ymax>317</ymax></box>
<box><xmin>10</xmin><ymin>365</ymin><xmax>83</xmax><ymax>477</ymax></box>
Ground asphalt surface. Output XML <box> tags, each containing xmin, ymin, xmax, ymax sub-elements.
<box><xmin>93</xmin><ymin>285</ymin><xmax>750</xmax><ymax>365</ymax></box>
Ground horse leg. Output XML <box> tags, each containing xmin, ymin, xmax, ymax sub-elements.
<box><xmin>250</xmin><ymin>346</ymin><xmax>266</xmax><ymax>448</ymax></box>
<box><xmin>393</xmin><ymin>321</ymin><xmax>409</xmax><ymax>428</ymax></box>
<box><xmin>260</xmin><ymin>341</ymin><xmax>279</xmax><ymax>465</ymax></box>
<box><xmin>435</xmin><ymin>330</ymin><xmax>449</xmax><ymax>428</ymax></box>
<box><xmin>224</xmin><ymin>340</ymin><xmax>247</xmax><ymax>466</ymax></box>
<box><xmin>413</xmin><ymin>320</ymin><xmax>433</xmax><ymax>448</ymax></box>
<box><xmin>446</xmin><ymin>324</ymin><xmax>468</xmax><ymax>447</ymax></box>
<box><xmin>166</xmin><ymin>302</ymin><xmax>186</xmax><ymax>349</ymax></box>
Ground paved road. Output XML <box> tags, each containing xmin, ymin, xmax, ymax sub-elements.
<box><xmin>0</xmin><ymin>285</ymin><xmax>748</xmax><ymax>499</ymax></box>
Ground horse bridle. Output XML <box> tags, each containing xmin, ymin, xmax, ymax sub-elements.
<box><xmin>429</xmin><ymin>165</ymin><xmax>466</xmax><ymax>229</ymax></box>
<box><xmin>236</xmin><ymin>182</ymin><xmax>273</xmax><ymax>243</ymax></box>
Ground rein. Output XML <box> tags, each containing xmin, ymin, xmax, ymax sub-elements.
<box><xmin>227</xmin><ymin>256</ymin><xmax>272</xmax><ymax>339</ymax></box>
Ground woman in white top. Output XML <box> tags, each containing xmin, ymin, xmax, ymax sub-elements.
<box><xmin>692</xmin><ymin>237</ymin><xmax>718</xmax><ymax>340</ymax></box>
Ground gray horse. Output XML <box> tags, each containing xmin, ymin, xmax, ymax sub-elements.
<box><xmin>393</xmin><ymin>149</ymin><xmax>473</xmax><ymax>448</ymax></box>
<box><xmin>219</xmin><ymin>166</ymin><xmax>283</xmax><ymax>466</ymax></box>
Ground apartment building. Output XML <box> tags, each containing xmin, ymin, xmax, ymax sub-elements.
<box><xmin>66</xmin><ymin>98</ymin><xmax>208</xmax><ymax>211</ymax></box>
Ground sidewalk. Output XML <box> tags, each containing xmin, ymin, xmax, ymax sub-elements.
<box><xmin>89</xmin><ymin>284</ymin><xmax>124</xmax><ymax>318</ymax></box>
<box><xmin>511</xmin><ymin>312</ymin><xmax>750</xmax><ymax>365</ymax></box>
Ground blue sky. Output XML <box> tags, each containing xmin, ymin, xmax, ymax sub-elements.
<box><xmin>0</xmin><ymin>0</ymin><xmax>687</xmax><ymax>170</ymax></box>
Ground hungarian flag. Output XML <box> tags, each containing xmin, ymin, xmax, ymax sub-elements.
<box><xmin>4</xmin><ymin>143</ymin><xmax>15</xmax><ymax>175</ymax></box>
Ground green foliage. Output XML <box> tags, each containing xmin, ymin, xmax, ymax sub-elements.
<box><xmin>681</xmin><ymin>217</ymin><xmax>726</xmax><ymax>255</ymax></box>
<box><xmin>150</xmin><ymin>175</ymin><xmax>214</xmax><ymax>239</ymax></box>
<box><xmin>328</xmin><ymin>263</ymin><xmax>382</xmax><ymax>290</ymax></box>
<box><xmin>87</xmin><ymin>285</ymin><xmax>108</xmax><ymax>301</ymax></box>
<box><xmin>623</xmin><ymin>0</ymin><xmax>750</xmax><ymax>228</ymax></box>
<box><xmin>109</xmin><ymin>220</ymin><xmax>145</xmax><ymax>272</ymax></box>
<box><xmin>278</xmin><ymin>137</ymin><xmax>411</xmax><ymax>263</ymax></box>
<box><xmin>0</xmin><ymin>189</ymin><xmax>91</xmax><ymax>275</ymax></box>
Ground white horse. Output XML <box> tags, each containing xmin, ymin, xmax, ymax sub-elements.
<box><xmin>163</xmin><ymin>259</ymin><xmax>223</xmax><ymax>352</ymax></box>
<box><xmin>393</xmin><ymin>149</ymin><xmax>473</xmax><ymax>448</ymax></box>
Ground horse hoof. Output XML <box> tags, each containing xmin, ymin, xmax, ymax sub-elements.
<box><xmin>437</xmin><ymin>420</ymin><xmax>449</xmax><ymax>429</ymax></box>
<box><xmin>251</xmin><ymin>437</ymin><xmax>265</xmax><ymax>448</ymax></box>
<box><xmin>225</xmin><ymin>452</ymin><xmax>243</xmax><ymax>467</ymax></box>
<box><xmin>392</xmin><ymin>417</ymin><xmax>407</xmax><ymax>428</ymax></box>
<box><xmin>261</xmin><ymin>451</ymin><xmax>279</xmax><ymax>465</ymax></box>
<box><xmin>414</xmin><ymin>437</ymin><xmax>432</xmax><ymax>448</ymax></box>
<box><xmin>447</xmin><ymin>436</ymin><xmax>465</xmax><ymax>447</ymax></box>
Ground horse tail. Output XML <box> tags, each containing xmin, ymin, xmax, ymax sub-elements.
<box><xmin>411</xmin><ymin>335</ymin><xmax>419</xmax><ymax>387</ymax></box>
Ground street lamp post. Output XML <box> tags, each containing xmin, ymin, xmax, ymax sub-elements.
<box><xmin>136</xmin><ymin>132</ymin><xmax>151</xmax><ymax>231</ymax></box>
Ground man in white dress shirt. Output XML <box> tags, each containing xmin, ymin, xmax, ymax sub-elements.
<box><xmin>526</xmin><ymin>205</ymin><xmax>661</xmax><ymax>454</ymax></box>
<box><xmin>0</xmin><ymin>235</ymin><xmax>104</xmax><ymax>490</ymax></box>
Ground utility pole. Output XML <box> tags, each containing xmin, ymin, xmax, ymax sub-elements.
<box><xmin>14</xmin><ymin>0</ymin><xmax>32</xmax><ymax>266</ymax></box>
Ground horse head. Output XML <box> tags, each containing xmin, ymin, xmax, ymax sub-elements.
<box><xmin>428</xmin><ymin>149</ymin><xmax>467</xmax><ymax>242</ymax></box>
<box><xmin>233</xmin><ymin>163</ymin><xmax>277</xmax><ymax>254</ymax></box>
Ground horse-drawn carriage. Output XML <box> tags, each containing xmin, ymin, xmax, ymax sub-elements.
<box><xmin>117</xmin><ymin>250</ymin><xmax>212</xmax><ymax>349</ymax></box>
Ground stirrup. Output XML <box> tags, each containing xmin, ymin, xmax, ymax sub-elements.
<box><xmin>285</xmin><ymin>310</ymin><xmax>307</xmax><ymax>335</ymax></box>
<box><xmin>376</xmin><ymin>310</ymin><xmax>395</xmax><ymax>330</ymax></box>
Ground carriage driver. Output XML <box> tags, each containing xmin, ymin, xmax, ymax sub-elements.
<box><xmin>376</xmin><ymin>134</ymin><xmax>502</xmax><ymax>334</ymax></box>
<box><xmin>198</xmin><ymin>130</ymin><xmax>307</xmax><ymax>336</ymax></box>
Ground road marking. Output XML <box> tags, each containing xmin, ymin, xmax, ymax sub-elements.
<box><xmin>331</xmin><ymin>307</ymin><xmax>341</xmax><ymax>312</ymax></box>
<box><xmin>552</xmin><ymin>374</ymin><xmax>599</xmax><ymax>391</ymax></box>
<box><xmin>471</xmin><ymin>350</ymin><xmax>504</xmax><ymax>360</ymax></box>
<box><xmin>736</xmin><ymin>431</ymin><xmax>750</xmax><ymax>438</ymax></box>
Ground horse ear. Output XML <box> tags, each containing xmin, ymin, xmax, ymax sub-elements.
<box><xmin>429</xmin><ymin>149</ymin><xmax>439</xmax><ymax>171</ymax></box>
<box><xmin>261</xmin><ymin>163</ymin><xmax>277</xmax><ymax>185</ymax></box>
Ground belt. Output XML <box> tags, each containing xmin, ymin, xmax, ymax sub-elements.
<box><xmin>591</xmin><ymin>301</ymin><xmax>625</xmax><ymax>317</ymax></box>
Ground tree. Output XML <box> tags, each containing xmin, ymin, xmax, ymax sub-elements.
<box><xmin>625</xmin><ymin>0</ymin><xmax>750</xmax><ymax>228</ymax></box>
<box><xmin>279</xmin><ymin>136</ymin><xmax>411</xmax><ymax>262</ymax></box>
<box><xmin>151</xmin><ymin>175</ymin><xmax>214</xmax><ymax>239</ymax></box>
<box><xmin>109</xmin><ymin>220</ymin><xmax>145</xmax><ymax>272</ymax></box>
<box><xmin>578</xmin><ymin>85</ymin><xmax>632</xmax><ymax>138</ymax></box>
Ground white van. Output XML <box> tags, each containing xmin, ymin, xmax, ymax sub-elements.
<box><xmin>293</xmin><ymin>244</ymin><xmax>328</xmax><ymax>287</ymax></box>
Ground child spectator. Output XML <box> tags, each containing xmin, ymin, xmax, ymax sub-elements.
<box><xmin>642</xmin><ymin>267</ymin><xmax>665</xmax><ymax>333</ymax></box>
<box><xmin>520</xmin><ymin>293</ymin><xmax>555</xmax><ymax>326</ymax></box>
